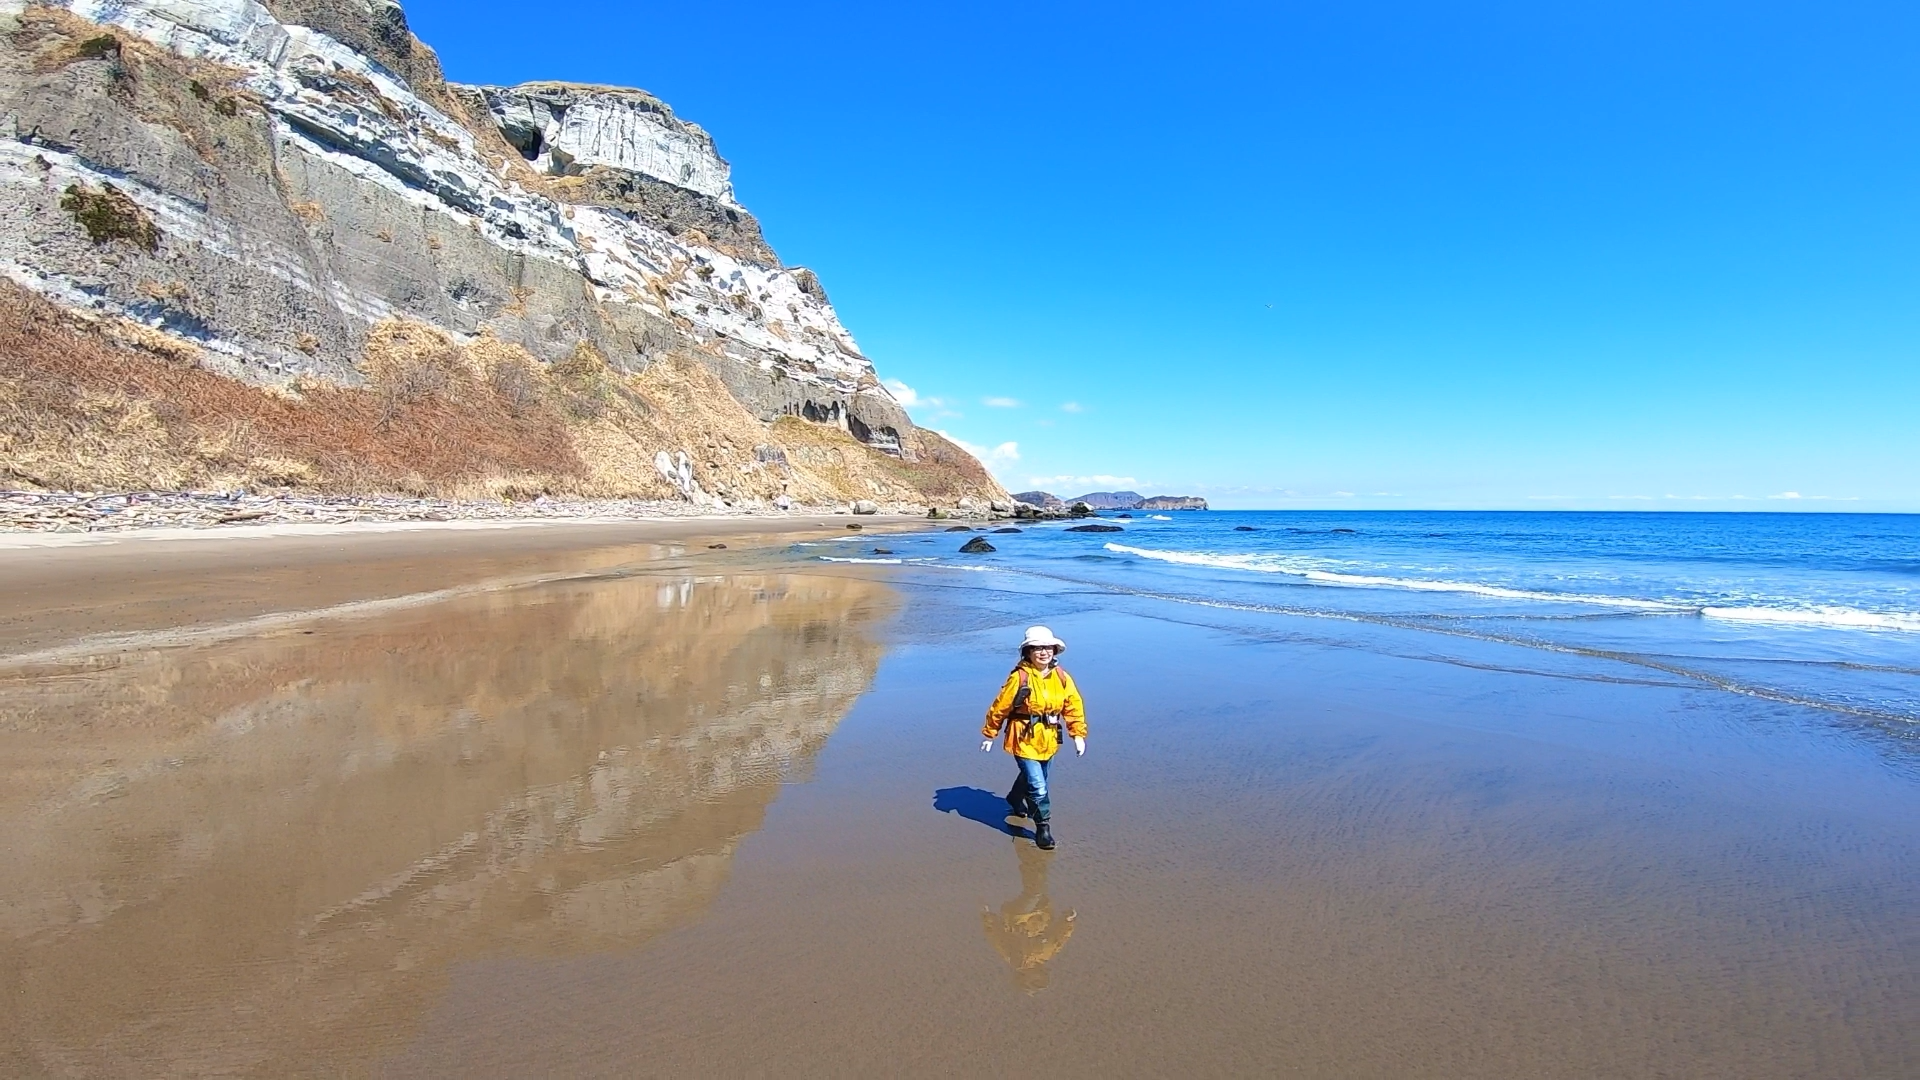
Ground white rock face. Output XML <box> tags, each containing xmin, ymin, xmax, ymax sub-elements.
<box><xmin>479</xmin><ymin>86</ymin><xmax>735</xmax><ymax>203</ymax></box>
<box><xmin>14</xmin><ymin>0</ymin><xmax>902</xmax><ymax>418</ymax></box>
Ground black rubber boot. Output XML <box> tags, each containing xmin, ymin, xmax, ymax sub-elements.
<box><xmin>1034</xmin><ymin>818</ymin><xmax>1056</xmax><ymax>850</ymax></box>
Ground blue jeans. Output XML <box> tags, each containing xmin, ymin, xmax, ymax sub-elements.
<box><xmin>1009</xmin><ymin>756</ymin><xmax>1054</xmax><ymax>820</ymax></box>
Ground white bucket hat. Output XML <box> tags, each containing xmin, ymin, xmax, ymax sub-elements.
<box><xmin>1021</xmin><ymin>625</ymin><xmax>1066</xmax><ymax>653</ymax></box>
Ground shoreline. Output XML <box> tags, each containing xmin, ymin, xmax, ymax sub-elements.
<box><xmin>0</xmin><ymin>487</ymin><xmax>971</xmax><ymax>544</ymax></box>
<box><xmin>0</xmin><ymin>509</ymin><xmax>922</xmax><ymax>550</ymax></box>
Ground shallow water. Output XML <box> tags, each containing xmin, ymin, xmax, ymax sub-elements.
<box><xmin>3</xmin><ymin>527</ymin><xmax>1916</xmax><ymax>1077</ymax></box>
<box><xmin>814</xmin><ymin>512</ymin><xmax>1920</xmax><ymax>734</ymax></box>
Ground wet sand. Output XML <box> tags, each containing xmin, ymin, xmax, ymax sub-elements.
<box><xmin>3</xmin><ymin>532</ymin><xmax>1916</xmax><ymax>1076</ymax></box>
<box><xmin>0</xmin><ymin>515</ymin><xmax>911</xmax><ymax>657</ymax></box>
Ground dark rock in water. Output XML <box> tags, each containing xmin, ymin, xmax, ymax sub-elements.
<box><xmin>1331</xmin><ymin>528</ymin><xmax>1357</xmax><ymax>534</ymax></box>
<box><xmin>959</xmin><ymin>536</ymin><xmax>996</xmax><ymax>554</ymax></box>
<box><xmin>993</xmin><ymin>527</ymin><xmax>1022</xmax><ymax>534</ymax></box>
<box><xmin>1066</xmin><ymin>524</ymin><xmax>1124</xmax><ymax>533</ymax></box>
<box><xmin>707</xmin><ymin>543</ymin><xmax>727</xmax><ymax>549</ymax></box>
<box><xmin>1233</xmin><ymin>526</ymin><xmax>1258</xmax><ymax>532</ymax></box>
<box><xmin>1115</xmin><ymin>513</ymin><xmax>1133</xmax><ymax>519</ymax></box>
<box><xmin>872</xmin><ymin>548</ymin><xmax>894</xmax><ymax>555</ymax></box>
<box><xmin>846</xmin><ymin>523</ymin><xmax>863</xmax><ymax>530</ymax></box>
<box><xmin>944</xmin><ymin>525</ymin><xmax>974</xmax><ymax>532</ymax></box>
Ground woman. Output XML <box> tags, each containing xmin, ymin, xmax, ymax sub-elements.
<box><xmin>981</xmin><ymin>626</ymin><xmax>1088</xmax><ymax>850</ymax></box>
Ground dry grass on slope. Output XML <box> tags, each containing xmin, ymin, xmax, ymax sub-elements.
<box><xmin>0</xmin><ymin>282</ymin><xmax>595</xmax><ymax>496</ymax></box>
<box><xmin>772</xmin><ymin>419</ymin><xmax>1009</xmax><ymax>506</ymax></box>
<box><xmin>0</xmin><ymin>282</ymin><xmax>1004</xmax><ymax>505</ymax></box>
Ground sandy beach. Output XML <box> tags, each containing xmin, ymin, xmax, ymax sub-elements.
<box><xmin>2</xmin><ymin>522</ymin><xmax>1915</xmax><ymax>1077</ymax></box>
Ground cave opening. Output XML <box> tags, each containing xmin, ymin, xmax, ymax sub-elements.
<box><xmin>801</xmin><ymin>400</ymin><xmax>844</xmax><ymax>424</ymax></box>
<box><xmin>503</xmin><ymin>127</ymin><xmax>543</xmax><ymax>162</ymax></box>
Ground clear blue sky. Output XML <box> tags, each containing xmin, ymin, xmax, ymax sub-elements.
<box><xmin>405</xmin><ymin>0</ymin><xmax>1917</xmax><ymax>510</ymax></box>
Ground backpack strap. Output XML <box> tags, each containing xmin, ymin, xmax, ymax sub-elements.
<box><xmin>1010</xmin><ymin>667</ymin><xmax>1031</xmax><ymax>718</ymax></box>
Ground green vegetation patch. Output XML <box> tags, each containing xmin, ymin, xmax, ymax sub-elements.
<box><xmin>75</xmin><ymin>34</ymin><xmax>121</xmax><ymax>61</ymax></box>
<box><xmin>62</xmin><ymin>183</ymin><xmax>160</xmax><ymax>251</ymax></box>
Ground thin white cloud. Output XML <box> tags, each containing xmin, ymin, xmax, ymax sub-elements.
<box><xmin>982</xmin><ymin>396</ymin><xmax>1021</xmax><ymax>409</ymax></box>
<box><xmin>938</xmin><ymin>431</ymin><xmax>1020</xmax><ymax>472</ymax></box>
<box><xmin>1060</xmin><ymin>401</ymin><xmax>1085</xmax><ymax>413</ymax></box>
<box><xmin>1026</xmin><ymin>474</ymin><xmax>1141</xmax><ymax>489</ymax></box>
<box><xmin>885</xmin><ymin>379</ymin><xmax>947</xmax><ymax>410</ymax></box>
<box><xmin>1332</xmin><ymin>491</ymin><xmax>1355</xmax><ymax>498</ymax></box>
<box><xmin>883</xmin><ymin>379</ymin><xmax>919</xmax><ymax>406</ymax></box>
<box><xmin>1770</xmin><ymin>491</ymin><xmax>1803</xmax><ymax>500</ymax></box>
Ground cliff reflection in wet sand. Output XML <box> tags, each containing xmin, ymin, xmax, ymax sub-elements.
<box><xmin>0</xmin><ymin>568</ymin><xmax>893</xmax><ymax>1076</ymax></box>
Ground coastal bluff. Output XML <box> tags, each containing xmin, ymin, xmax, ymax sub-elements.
<box><xmin>0</xmin><ymin>0</ymin><xmax>1005</xmax><ymax>509</ymax></box>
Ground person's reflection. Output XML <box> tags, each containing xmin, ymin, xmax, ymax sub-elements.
<box><xmin>980</xmin><ymin>836</ymin><xmax>1076</xmax><ymax>993</ymax></box>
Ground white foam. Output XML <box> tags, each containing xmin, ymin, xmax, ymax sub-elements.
<box><xmin>1104</xmin><ymin>543</ymin><xmax>1688</xmax><ymax>611</ymax></box>
<box><xmin>818</xmin><ymin>556</ymin><xmax>902</xmax><ymax>564</ymax></box>
<box><xmin>1149</xmin><ymin>515</ymin><xmax>1172</xmax><ymax>521</ymax></box>
<box><xmin>1701</xmin><ymin>606</ymin><xmax>1920</xmax><ymax>633</ymax></box>
<box><xmin>1103</xmin><ymin>542</ymin><xmax>1920</xmax><ymax>632</ymax></box>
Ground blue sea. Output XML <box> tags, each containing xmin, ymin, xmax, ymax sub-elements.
<box><xmin>813</xmin><ymin>511</ymin><xmax>1920</xmax><ymax>736</ymax></box>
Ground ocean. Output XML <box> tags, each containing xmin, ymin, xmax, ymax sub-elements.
<box><xmin>817</xmin><ymin>511</ymin><xmax>1920</xmax><ymax>739</ymax></box>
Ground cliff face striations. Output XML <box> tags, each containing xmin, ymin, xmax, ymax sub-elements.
<box><xmin>0</xmin><ymin>0</ymin><xmax>1003</xmax><ymax>506</ymax></box>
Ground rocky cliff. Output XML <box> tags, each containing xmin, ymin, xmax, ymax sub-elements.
<box><xmin>0</xmin><ymin>0</ymin><xmax>1005</xmax><ymax>507</ymax></box>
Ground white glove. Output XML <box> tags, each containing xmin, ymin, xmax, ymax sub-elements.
<box><xmin>1073</xmin><ymin>736</ymin><xmax>1086</xmax><ymax>756</ymax></box>
<box><xmin>980</xmin><ymin>738</ymin><xmax>994</xmax><ymax>752</ymax></box>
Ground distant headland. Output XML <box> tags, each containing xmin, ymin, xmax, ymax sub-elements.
<box><xmin>1012</xmin><ymin>490</ymin><xmax>1209</xmax><ymax>512</ymax></box>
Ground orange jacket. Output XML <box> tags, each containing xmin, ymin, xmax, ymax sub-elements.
<box><xmin>982</xmin><ymin>662</ymin><xmax>1088</xmax><ymax>760</ymax></box>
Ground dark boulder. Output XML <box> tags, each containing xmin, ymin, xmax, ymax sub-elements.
<box><xmin>993</xmin><ymin>527</ymin><xmax>1022</xmax><ymax>534</ymax></box>
<box><xmin>959</xmin><ymin>536</ymin><xmax>997</xmax><ymax>554</ymax></box>
<box><xmin>944</xmin><ymin>525</ymin><xmax>974</xmax><ymax>532</ymax></box>
<box><xmin>1066</xmin><ymin>524</ymin><xmax>1124</xmax><ymax>533</ymax></box>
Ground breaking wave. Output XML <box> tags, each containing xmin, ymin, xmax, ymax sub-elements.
<box><xmin>1103</xmin><ymin>542</ymin><xmax>1920</xmax><ymax>632</ymax></box>
<box><xmin>1700</xmin><ymin>606</ymin><xmax>1920</xmax><ymax>632</ymax></box>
